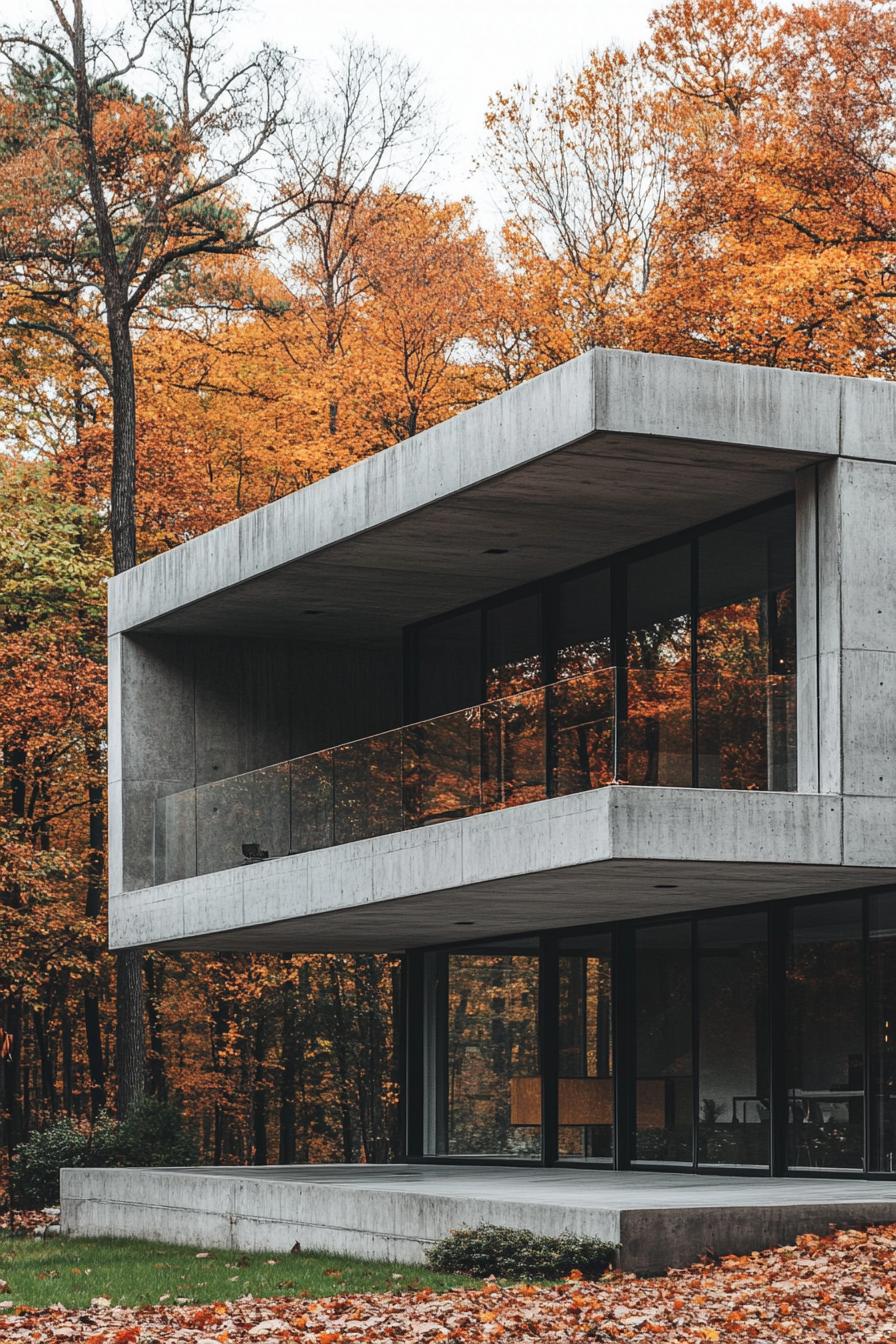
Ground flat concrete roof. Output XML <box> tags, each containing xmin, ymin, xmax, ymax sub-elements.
<box><xmin>108</xmin><ymin>786</ymin><xmax>896</xmax><ymax>952</ymax></box>
<box><xmin>107</xmin><ymin>349</ymin><xmax>896</xmax><ymax>645</ymax></box>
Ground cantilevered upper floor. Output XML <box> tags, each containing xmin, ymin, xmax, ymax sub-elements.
<box><xmin>107</xmin><ymin>347</ymin><xmax>896</xmax><ymax>951</ymax></box>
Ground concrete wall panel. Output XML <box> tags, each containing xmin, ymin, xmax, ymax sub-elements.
<box><xmin>843</xmin><ymin>795</ymin><xmax>896</xmax><ymax>868</ymax></box>
<box><xmin>841</xmin><ymin>650</ymin><xmax>896</xmax><ymax>796</ymax></box>
<box><xmin>839</xmin><ymin>458</ymin><xmax>896</xmax><ymax>653</ymax></box>
<box><xmin>840</xmin><ymin>375</ymin><xmax>896</xmax><ymax>462</ymax></box>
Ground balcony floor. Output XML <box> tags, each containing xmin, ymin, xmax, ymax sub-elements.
<box><xmin>113</xmin><ymin>786</ymin><xmax>896</xmax><ymax>952</ymax></box>
<box><xmin>61</xmin><ymin>1162</ymin><xmax>896</xmax><ymax>1275</ymax></box>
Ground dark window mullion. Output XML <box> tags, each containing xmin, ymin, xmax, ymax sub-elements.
<box><xmin>540</xmin><ymin>934</ymin><xmax>559</xmax><ymax>1166</ymax></box>
<box><xmin>691</xmin><ymin>539</ymin><xmax>700</xmax><ymax>788</ymax></box>
<box><xmin>691</xmin><ymin>918</ymin><xmax>700</xmax><ymax>1172</ymax></box>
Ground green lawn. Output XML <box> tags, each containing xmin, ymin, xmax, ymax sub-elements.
<box><xmin>0</xmin><ymin>1235</ymin><xmax>478</xmax><ymax>1311</ymax></box>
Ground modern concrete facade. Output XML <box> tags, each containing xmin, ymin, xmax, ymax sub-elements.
<box><xmin>64</xmin><ymin>348</ymin><xmax>896</xmax><ymax>1267</ymax></box>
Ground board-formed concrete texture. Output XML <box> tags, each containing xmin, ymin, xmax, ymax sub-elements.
<box><xmin>60</xmin><ymin>1164</ymin><xmax>896</xmax><ymax>1276</ymax></box>
<box><xmin>107</xmin><ymin>346</ymin><xmax>896</xmax><ymax>952</ymax></box>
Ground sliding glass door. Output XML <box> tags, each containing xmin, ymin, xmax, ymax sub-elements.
<box><xmin>697</xmin><ymin>912</ymin><xmax>769</xmax><ymax>1167</ymax></box>
<box><xmin>786</xmin><ymin>900</ymin><xmax>864</xmax><ymax>1171</ymax></box>
<box><xmin>633</xmin><ymin>922</ymin><xmax>694</xmax><ymax>1163</ymax></box>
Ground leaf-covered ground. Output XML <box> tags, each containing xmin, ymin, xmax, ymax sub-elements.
<box><xmin>2</xmin><ymin>1223</ymin><xmax>896</xmax><ymax>1342</ymax></box>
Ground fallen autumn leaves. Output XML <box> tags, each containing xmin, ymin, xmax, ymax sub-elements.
<box><xmin>2</xmin><ymin>1224</ymin><xmax>895</xmax><ymax>1343</ymax></box>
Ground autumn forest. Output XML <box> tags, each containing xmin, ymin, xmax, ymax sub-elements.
<box><xmin>2</xmin><ymin>0</ymin><xmax>896</xmax><ymax>1171</ymax></box>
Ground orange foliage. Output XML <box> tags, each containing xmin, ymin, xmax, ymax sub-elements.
<box><xmin>2</xmin><ymin>0</ymin><xmax>895</xmax><ymax>1171</ymax></box>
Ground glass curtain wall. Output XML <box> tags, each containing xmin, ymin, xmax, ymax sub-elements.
<box><xmin>625</xmin><ymin>545</ymin><xmax>692</xmax><ymax>787</ymax></box>
<box><xmin>697</xmin><ymin>501</ymin><xmax>796</xmax><ymax>790</ymax></box>
<box><xmin>416</xmin><ymin>888</ymin><xmax>896</xmax><ymax>1174</ymax></box>
<box><xmin>549</xmin><ymin>569</ymin><xmax>614</xmax><ymax>796</ymax></box>
<box><xmin>406</xmin><ymin>496</ymin><xmax>796</xmax><ymax>797</ymax></box>
<box><xmin>483</xmin><ymin>595</ymin><xmax>544</xmax><ymax>809</ymax></box>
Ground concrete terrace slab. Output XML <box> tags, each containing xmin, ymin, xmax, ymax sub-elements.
<box><xmin>60</xmin><ymin>1164</ymin><xmax>896</xmax><ymax>1276</ymax></box>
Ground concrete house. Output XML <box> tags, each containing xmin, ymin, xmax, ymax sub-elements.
<box><xmin>62</xmin><ymin>348</ymin><xmax>896</xmax><ymax>1271</ymax></box>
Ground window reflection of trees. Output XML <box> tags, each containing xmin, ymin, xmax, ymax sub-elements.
<box><xmin>446</xmin><ymin>953</ymin><xmax>540</xmax><ymax>1157</ymax></box>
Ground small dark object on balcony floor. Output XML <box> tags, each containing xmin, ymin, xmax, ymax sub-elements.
<box><xmin>241</xmin><ymin>842</ymin><xmax>269</xmax><ymax>861</ymax></box>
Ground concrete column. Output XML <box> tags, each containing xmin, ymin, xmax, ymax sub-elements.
<box><xmin>802</xmin><ymin>455</ymin><xmax>896</xmax><ymax>801</ymax></box>
<box><xmin>795</xmin><ymin>466</ymin><xmax>820</xmax><ymax>793</ymax></box>
<box><xmin>109</xmin><ymin>633</ymin><xmax>196</xmax><ymax>895</ymax></box>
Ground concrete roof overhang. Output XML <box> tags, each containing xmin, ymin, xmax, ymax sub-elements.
<box><xmin>107</xmin><ymin>348</ymin><xmax>884</xmax><ymax>646</ymax></box>
<box><xmin>108</xmin><ymin>786</ymin><xmax>896</xmax><ymax>952</ymax></box>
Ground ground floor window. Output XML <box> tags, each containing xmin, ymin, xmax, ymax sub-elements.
<box><xmin>408</xmin><ymin>888</ymin><xmax>896</xmax><ymax>1177</ymax></box>
<box><xmin>430</xmin><ymin>941</ymin><xmax>540</xmax><ymax>1158</ymax></box>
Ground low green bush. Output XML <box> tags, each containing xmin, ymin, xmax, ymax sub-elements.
<box><xmin>425</xmin><ymin>1223</ymin><xmax>616</xmax><ymax>1280</ymax></box>
<box><xmin>10</xmin><ymin>1119</ymin><xmax>91</xmax><ymax>1209</ymax></box>
<box><xmin>11</xmin><ymin>1099</ymin><xmax>197</xmax><ymax>1207</ymax></box>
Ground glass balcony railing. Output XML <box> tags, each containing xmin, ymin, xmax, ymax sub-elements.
<box><xmin>153</xmin><ymin>667</ymin><xmax>796</xmax><ymax>885</ymax></box>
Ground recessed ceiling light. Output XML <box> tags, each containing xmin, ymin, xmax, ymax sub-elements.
<box><xmin>483</xmin><ymin>547</ymin><xmax>509</xmax><ymax>555</ymax></box>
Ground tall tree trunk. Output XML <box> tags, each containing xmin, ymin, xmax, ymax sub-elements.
<box><xmin>2</xmin><ymin>996</ymin><xmax>22</xmax><ymax>1159</ymax></box>
<box><xmin>389</xmin><ymin>957</ymin><xmax>404</xmax><ymax>1160</ymax></box>
<box><xmin>84</xmin><ymin>752</ymin><xmax>106</xmax><ymax>1116</ymax></box>
<box><xmin>115</xmin><ymin>948</ymin><xmax>145</xmax><ymax>1117</ymax></box>
<box><xmin>251</xmin><ymin>1016</ymin><xmax>268</xmax><ymax>1166</ymax></box>
<box><xmin>106</xmin><ymin>304</ymin><xmax>144</xmax><ymax>1115</ymax></box>
<box><xmin>107</xmin><ymin>305</ymin><xmax>138</xmax><ymax>572</ymax></box>
<box><xmin>33</xmin><ymin>1010</ymin><xmax>56</xmax><ymax>1119</ymax></box>
<box><xmin>278</xmin><ymin>987</ymin><xmax>297</xmax><ymax>1165</ymax></box>
<box><xmin>143</xmin><ymin>956</ymin><xmax>167</xmax><ymax>1100</ymax></box>
<box><xmin>327</xmin><ymin>963</ymin><xmax>355</xmax><ymax>1162</ymax></box>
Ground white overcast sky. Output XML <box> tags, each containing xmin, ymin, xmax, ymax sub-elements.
<box><xmin>47</xmin><ymin>0</ymin><xmax>661</xmax><ymax>225</ymax></box>
<box><xmin>232</xmin><ymin>0</ymin><xmax>660</xmax><ymax>218</ymax></box>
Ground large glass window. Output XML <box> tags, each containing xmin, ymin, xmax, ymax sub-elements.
<box><xmin>786</xmin><ymin>899</ymin><xmax>864</xmax><ymax>1171</ymax></box>
<box><xmin>625</xmin><ymin>545</ymin><xmax>692</xmax><ymax>787</ymax></box>
<box><xmin>415</xmin><ymin>609</ymin><xmax>481</xmax><ymax>720</ymax></box>
<box><xmin>410</xmin><ymin>610</ymin><xmax>484</xmax><ymax>825</ymax></box>
<box><xmin>633</xmin><ymin>921</ymin><xmax>693</xmax><ymax>1163</ymax></box>
<box><xmin>697</xmin><ymin>502</ymin><xmax>796</xmax><ymax>790</ymax></box>
<box><xmin>552</xmin><ymin>569</ymin><xmax>612</xmax><ymax>680</ymax></box>
<box><xmin>557</xmin><ymin>933</ymin><xmax>614</xmax><ymax>1163</ymax></box>
<box><xmin>485</xmin><ymin>593</ymin><xmax>543</xmax><ymax>699</ymax></box>
<box><xmin>483</xmin><ymin>595</ymin><xmax>544</xmax><ymax>808</ymax></box>
<box><xmin>436</xmin><ymin>941</ymin><xmax>541</xmax><ymax>1158</ymax></box>
<box><xmin>697</xmin><ymin>913</ymin><xmax>770</xmax><ymax>1168</ymax></box>
<box><xmin>549</xmin><ymin>570</ymin><xmax>615</xmax><ymax>795</ymax></box>
<box><xmin>406</xmin><ymin>496</ymin><xmax>797</xmax><ymax>802</ymax></box>
<box><xmin>870</xmin><ymin>891</ymin><xmax>896</xmax><ymax>1172</ymax></box>
<box><xmin>413</xmin><ymin>895</ymin><xmax>896</xmax><ymax>1176</ymax></box>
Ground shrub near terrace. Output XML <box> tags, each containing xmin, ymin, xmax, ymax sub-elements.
<box><xmin>11</xmin><ymin>1101</ymin><xmax>196</xmax><ymax>1208</ymax></box>
<box><xmin>425</xmin><ymin>1224</ymin><xmax>616</xmax><ymax>1279</ymax></box>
